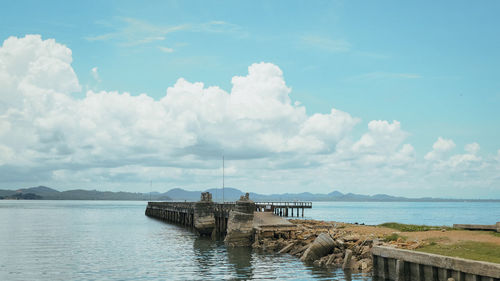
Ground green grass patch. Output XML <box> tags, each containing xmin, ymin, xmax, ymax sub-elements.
<box><xmin>383</xmin><ymin>233</ymin><xmax>406</xmax><ymax>242</ymax></box>
<box><xmin>416</xmin><ymin>241</ymin><xmax>500</xmax><ymax>263</ymax></box>
<box><xmin>490</xmin><ymin>231</ymin><xmax>500</xmax><ymax>237</ymax></box>
<box><xmin>379</xmin><ymin>222</ymin><xmax>453</xmax><ymax>232</ymax></box>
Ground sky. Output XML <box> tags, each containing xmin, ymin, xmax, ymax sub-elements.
<box><xmin>0</xmin><ymin>0</ymin><xmax>499</xmax><ymax>198</ymax></box>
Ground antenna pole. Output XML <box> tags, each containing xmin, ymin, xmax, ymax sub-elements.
<box><xmin>222</xmin><ymin>155</ymin><xmax>225</xmax><ymax>203</ymax></box>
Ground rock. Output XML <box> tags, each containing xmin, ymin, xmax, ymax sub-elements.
<box><xmin>278</xmin><ymin>242</ymin><xmax>295</xmax><ymax>254</ymax></box>
<box><xmin>325</xmin><ymin>254</ymin><xmax>336</xmax><ymax>266</ymax></box>
<box><xmin>361</xmin><ymin>261</ymin><xmax>368</xmax><ymax>270</ymax></box>
<box><xmin>447</xmin><ymin>278</ymin><xmax>455</xmax><ymax>281</ymax></box>
<box><xmin>290</xmin><ymin>243</ymin><xmax>310</xmax><ymax>255</ymax></box>
<box><xmin>300</xmin><ymin>233</ymin><xmax>336</xmax><ymax>262</ymax></box>
<box><xmin>342</xmin><ymin>249</ymin><xmax>353</xmax><ymax>270</ymax></box>
<box><xmin>333</xmin><ymin>247</ymin><xmax>343</xmax><ymax>254</ymax></box>
<box><xmin>359</xmin><ymin>245</ymin><xmax>371</xmax><ymax>258</ymax></box>
<box><xmin>343</xmin><ymin>234</ymin><xmax>360</xmax><ymax>241</ymax></box>
<box><xmin>251</xmin><ymin>240</ymin><xmax>260</xmax><ymax>249</ymax></box>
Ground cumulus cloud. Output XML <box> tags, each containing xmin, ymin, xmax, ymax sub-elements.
<box><xmin>0</xmin><ymin>35</ymin><xmax>361</xmax><ymax>187</ymax></box>
<box><xmin>0</xmin><ymin>34</ymin><xmax>499</xmax><ymax>197</ymax></box>
<box><xmin>465</xmin><ymin>142</ymin><xmax>480</xmax><ymax>154</ymax></box>
<box><xmin>423</xmin><ymin>138</ymin><xmax>483</xmax><ymax>173</ymax></box>
<box><xmin>424</xmin><ymin>137</ymin><xmax>456</xmax><ymax>160</ymax></box>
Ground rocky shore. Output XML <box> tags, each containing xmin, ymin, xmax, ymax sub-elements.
<box><xmin>252</xmin><ymin>219</ymin><xmax>422</xmax><ymax>273</ymax></box>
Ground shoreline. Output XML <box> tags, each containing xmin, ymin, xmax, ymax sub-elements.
<box><xmin>251</xmin><ymin>219</ymin><xmax>500</xmax><ymax>273</ymax></box>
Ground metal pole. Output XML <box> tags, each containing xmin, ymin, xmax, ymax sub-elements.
<box><xmin>222</xmin><ymin>155</ymin><xmax>225</xmax><ymax>203</ymax></box>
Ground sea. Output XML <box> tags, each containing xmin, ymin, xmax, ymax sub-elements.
<box><xmin>0</xmin><ymin>200</ymin><xmax>498</xmax><ymax>281</ymax></box>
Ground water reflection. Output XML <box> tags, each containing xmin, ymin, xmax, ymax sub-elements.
<box><xmin>226</xmin><ymin>246</ymin><xmax>253</xmax><ymax>279</ymax></box>
<box><xmin>0</xmin><ymin>201</ymin><xmax>377</xmax><ymax>281</ymax></box>
<box><xmin>192</xmin><ymin>237</ymin><xmax>217</xmax><ymax>277</ymax></box>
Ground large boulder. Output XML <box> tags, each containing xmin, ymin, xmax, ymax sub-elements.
<box><xmin>300</xmin><ymin>233</ymin><xmax>335</xmax><ymax>262</ymax></box>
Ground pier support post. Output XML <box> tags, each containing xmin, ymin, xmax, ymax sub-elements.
<box><xmin>194</xmin><ymin>192</ymin><xmax>215</xmax><ymax>236</ymax></box>
<box><xmin>225</xmin><ymin>193</ymin><xmax>255</xmax><ymax>247</ymax></box>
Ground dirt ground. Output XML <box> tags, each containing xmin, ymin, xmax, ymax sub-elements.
<box><xmin>343</xmin><ymin>224</ymin><xmax>500</xmax><ymax>245</ymax></box>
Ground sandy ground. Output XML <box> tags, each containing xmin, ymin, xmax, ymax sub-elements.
<box><xmin>343</xmin><ymin>224</ymin><xmax>500</xmax><ymax>245</ymax></box>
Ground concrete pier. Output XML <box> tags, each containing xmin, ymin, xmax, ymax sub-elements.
<box><xmin>372</xmin><ymin>246</ymin><xmax>500</xmax><ymax>281</ymax></box>
<box><xmin>145</xmin><ymin>192</ymin><xmax>310</xmax><ymax>241</ymax></box>
<box><xmin>193</xmin><ymin>192</ymin><xmax>216</xmax><ymax>235</ymax></box>
<box><xmin>224</xmin><ymin>193</ymin><xmax>255</xmax><ymax>247</ymax></box>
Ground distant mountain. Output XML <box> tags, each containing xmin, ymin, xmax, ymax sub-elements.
<box><xmin>1</xmin><ymin>193</ymin><xmax>42</xmax><ymax>200</ymax></box>
<box><xmin>1</xmin><ymin>186</ymin><xmax>499</xmax><ymax>202</ymax></box>
<box><xmin>0</xmin><ymin>186</ymin><xmax>171</xmax><ymax>201</ymax></box>
<box><xmin>163</xmin><ymin>188</ymin><xmax>500</xmax><ymax>202</ymax></box>
<box><xmin>17</xmin><ymin>186</ymin><xmax>59</xmax><ymax>196</ymax></box>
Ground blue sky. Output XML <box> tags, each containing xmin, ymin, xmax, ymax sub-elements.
<box><xmin>1</xmin><ymin>1</ymin><xmax>499</xmax><ymax>197</ymax></box>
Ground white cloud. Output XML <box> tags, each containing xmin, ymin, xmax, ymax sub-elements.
<box><xmin>424</xmin><ymin>137</ymin><xmax>456</xmax><ymax>160</ymax></box>
<box><xmin>91</xmin><ymin>67</ymin><xmax>101</xmax><ymax>82</ymax></box>
<box><xmin>352</xmin><ymin>72</ymin><xmax>421</xmax><ymax>80</ymax></box>
<box><xmin>0</xmin><ymin>35</ymin><xmax>359</xmax><ymax>187</ymax></box>
<box><xmin>158</xmin><ymin>46</ymin><xmax>174</xmax><ymax>53</ymax></box>
<box><xmin>465</xmin><ymin>142</ymin><xmax>480</xmax><ymax>154</ymax></box>
<box><xmin>0</xmin><ymin>34</ymin><xmax>499</xmax><ymax>197</ymax></box>
<box><xmin>85</xmin><ymin>18</ymin><xmax>244</xmax><ymax>46</ymax></box>
<box><xmin>300</xmin><ymin>35</ymin><xmax>351</xmax><ymax>52</ymax></box>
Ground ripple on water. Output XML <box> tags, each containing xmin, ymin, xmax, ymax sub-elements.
<box><xmin>0</xmin><ymin>201</ymin><xmax>373</xmax><ymax>281</ymax></box>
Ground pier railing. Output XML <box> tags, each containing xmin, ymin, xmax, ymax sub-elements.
<box><xmin>254</xmin><ymin>201</ymin><xmax>312</xmax><ymax>217</ymax></box>
<box><xmin>255</xmin><ymin>202</ymin><xmax>312</xmax><ymax>208</ymax></box>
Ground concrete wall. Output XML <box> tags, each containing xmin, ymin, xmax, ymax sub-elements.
<box><xmin>453</xmin><ymin>223</ymin><xmax>499</xmax><ymax>232</ymax></box>
<box><xmin>372</xmin><ymin>246</ymin><xmax>500</xmax><ymax>281</ymax></box>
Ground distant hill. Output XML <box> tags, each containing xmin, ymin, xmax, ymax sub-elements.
<box><xmin>163</xmin><ymin>187</ymin><xmax>500</xmax><ymax>202</ymax></box>
<box><xmin>1</xmin><ymin>193</ymin><xmax>42</xmax><ymax>200</ymax></box>
<box><xmin>1</xmin><ymin>185</ymin><xmax>499</xmax><ymax>202</ymax></box>
<box><xmin>0</xmin><ymin>186</ymin><xmax>170</xmax><ymax>201</ymax></box>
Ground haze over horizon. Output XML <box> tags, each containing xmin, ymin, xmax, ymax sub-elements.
<box><xmin>1</xmin><ymin>1</ymin><xmax>499</xmax><ymax>199</ymax></box>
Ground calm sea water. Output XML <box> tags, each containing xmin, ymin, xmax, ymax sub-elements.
<box><xmin>0</xmin><ymin>201</ymin><xmax>498</xmax><ymax>280</ymax></box>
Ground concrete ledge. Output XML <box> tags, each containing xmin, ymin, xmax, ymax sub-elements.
<box><xmin>372</xmin><ymin>246</ymin><xmax>500</xmax><ymax>278</ymax></box>
<box><xmin>453</xmin><ymin>223</ymin><xmax>498</xmax><ymax>232</ymax></box>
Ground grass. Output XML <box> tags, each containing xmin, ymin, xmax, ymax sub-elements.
<box><xmin>490</xmin><ymin>231</ymin><xmax>500</xmax><ymax>237</ymax></box>
<box><xmin>383</xmin><ymin>233</ymin><xmax>406</xmax><ymax>242</ymax></box>
<box><xmin>379</xmin><ymin>222</ymin><xmax>453</xmax><ymax>232</ymax></box>
<box><xmin>424</xmin><ymin>236</ymin><xmax>450</xmax><ymax>246</ymax></box>
<box><xmin>416</xmin><ymin>241</ymin><xmax>500</xmax><ymax>263</ymax></box>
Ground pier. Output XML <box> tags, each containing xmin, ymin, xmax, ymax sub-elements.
<box><xmin>145</xmin><ymin>192</ymin><xmax>312</xmax><ymax>244</ymax></box>
<box><xmin>255</xmin><ymin>201</ymin><xmax>312</xmax><ymax>217</ymax></box>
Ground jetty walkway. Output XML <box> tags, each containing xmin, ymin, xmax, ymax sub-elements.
<box><xmin>145</xmin><ymin>192</ymin><xmax>311</xmax><ymax>245</ymax></box>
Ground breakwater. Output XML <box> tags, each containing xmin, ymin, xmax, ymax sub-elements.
<box><xmin>145</xmin><ymin>192</ymin><xmax>311</xmax><ymax>245</ymax></box>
